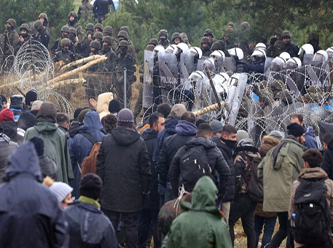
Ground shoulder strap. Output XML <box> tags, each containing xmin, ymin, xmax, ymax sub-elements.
<box><xmin>82</xmin><ymin>132</ymin><xmax>97</xmax><ymax>144</ymax></box>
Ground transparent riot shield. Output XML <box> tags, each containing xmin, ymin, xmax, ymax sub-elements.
<box><xmin>264</xmin><ymin>57</ymin><xmax>274</xmax><ymax>73</ymax></box>
<box><xmin>142</xmin><ymin>50</ymin><xmax>154</xmax><ymax>108</ymax></box>
<box><xmin>223</xmin><ymin>57</ymin><xmax>236</xmax><ymax>74</ymax></box>
<box><xmin>303</xmin><ymin>54</ymin><xmax>314</xmax><ymax>65</ymax></box>
<box><xmin>180</xmin><ymin>51</ymin><xmax>194</xmax><ymax>79</ymax></box>
<box><xmin>158</xmin><ymin>51</ymin><xmax>178</xmax><ymax>102</ymax></box>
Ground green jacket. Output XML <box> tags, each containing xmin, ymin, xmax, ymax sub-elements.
<box><xmin>24</xmin><ymin>122</ymin><xmax>74</xmax><ymax>183</ymax></box>
<box><xmin>162</xmin><ymin>176</ymin><xmax>232</xmax><ymax>248</ymax></box>
<box><xmin>258</xmin><ymin>136</ymin><xmax>306</xmax><ymax>212</ymax></box>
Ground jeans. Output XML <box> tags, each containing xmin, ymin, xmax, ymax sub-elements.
<box><xmin>270</xmin><ymin>212</ymin><xmax>292</xmax><ymax>248</ymax></box>
<box><xmin>102</xmin><ymin>209</ymin><xmax>140</xmax><ymax>248</ymax></box>
<box><xmin>222</xmin><ymin>201</ymin><xmax>231</xmax><ymax>226</ymax></box>
<box><xmin>229</xmin><ymin>194</ymin><xmax>257</xmax><ymax>248</ymax></box>
<box><xmin>254</xmin><ymin>215</ymin><xmax>277</xmax><ymax>248</ymax></box>
<box><xmin>138</xmin><ymin>209</ymin><xmax>160</xmax><ymax>248</ymax></box>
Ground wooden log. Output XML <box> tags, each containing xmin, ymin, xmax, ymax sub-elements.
<box><xmin>60</xmin><ymin>55</ymin><xmax>104</xmax><ymax>72</ymax></box>
<box><xmin>193</xmin><ymin>101</ymin><xmax>226</xmax><ymax>117</ymax></box>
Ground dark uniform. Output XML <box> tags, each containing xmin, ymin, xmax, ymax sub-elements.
<box><xmin>33</xmin><ymin>20</ymin><xmax>50</xmax><ymax>48</ymax></box>
<box><xmin>116</xmin><ymin>30</ymin><xmax>136</xmax><ymax>59</ymax></box>
<box><xmin>100</xmin><ymin>36</ymin><xmax>117</xmax><ymax>92</ymax></box>
<box><xmin>77</xmin><ymin>23</ymin><xmax>94</xmax><ymax>58</ymax></box>
<box><xmin>15</xmin><ymin>23</ymin><xmax>31</xmax><ymax>55</ymax></box>
<box><xmin>53</xmin><ymin>38</ymin><xmax>75</xmax><ymax>65</ymax></box>
<box><xmin>158</xmin><ymin>29</ymin><xmax>170</xmax><ymax>49</ymax></box>
<box><xmin>103</xmin><ymin>26</ymin><xmax>118</xmax><ymax>52</ymax></box>
<box><xmin>114</xmin><ymin>40</ymin><xmax>136</xmax><ymax>107</ymax></box>
<box><xmin>67</xmin><ymin>11</ymin><xmax>84</xmax><ymax>42</ymax></box>
<box><xmin>78</xmin><ymin>0</ymin><xmax>93</xmax><ymax>21</ymax></box>
<box><xmin>4</xmin><ymin>19</ymin><xmax>19</xmax><ymax>54</ymax></box>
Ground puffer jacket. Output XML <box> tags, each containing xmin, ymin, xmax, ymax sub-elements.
<box><xmin>96</xmin><ymin>92</ymin><xmax>113</xmax><ymax>120</ymax></box>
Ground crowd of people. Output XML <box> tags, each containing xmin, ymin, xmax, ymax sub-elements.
<box><xmin>0</xmin><ymin>89</ymin><xmax>333</xmax><ymax>248</ymax></box>
<box><xmin>1</xmin><ymin>4</ymin><xmax>333</xmax><ymax>248</ymax></box>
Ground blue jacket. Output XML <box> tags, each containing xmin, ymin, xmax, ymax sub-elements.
<box><xmin>304</xmin><ymin>126</ymin><xmax>318</xmax><ymax>149</ymax></box>
<box><xmin>0</xmin><ymin>142</ymin><xmax>67</xmax><ymax>248</ymax></box>
<box><xmin>69</xmin><ymin>111</ymin><xmax>105</xmax><ymax>199</ymax></box>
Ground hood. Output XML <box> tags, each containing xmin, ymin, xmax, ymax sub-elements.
<box><xmin>3</xmin><ymin>141</ymin><xmax>42</xmax><ymax>182</ymax></box>
<box><xmin>96</xmin><ymin>92</ymin><xmax>113</xmax><ymax>115</ymax></box>
<box><xmin>34</xmin><ymin>122</ymin><xmax>58</xmax><ymax>134</ymax></box>
<box><xmin>175</xmin><ymin>120</ymin><xmax>197</xmax><ymax>136</ymax></box>
<box><xmin>185</xmin><ymin>136</ymin><xmax>216</xmax><ymax>149</ymax></box>
<box><xmin>165</xmin><ymin>118</ymin><xmax>178</xmax><ymax>133</ymax></box>
<box><xmin>111</xmin><ymin>126</ymin><xmax>140</xmax><ymax>146</ymax></box>
<box><xmin>305</xmin><ymin>126</ymin><xmax>315</xmax><ymax>138</ymax></box>
<box><xmin>181</xmin><ymin>176</ymin><xmax>219</xmax><ymax>213</ymax></box>
<box><xmin>141</xmin><ymin>128</ymin><xmax>158</xmax><ymax>141</ymax></box>
<box><xmin>36</xmin><ymin>102</ymin><xmax>57</xmax><ymax>123</ymax></box>
<box><xmin>0</xmin><ymin>121</ymin><xmax>17</xmax><ymax>140</ymax></box>
<box><xmin>259</xmin><ymin>135</ymin><xmax>280</xmax><ymax>157</ymax></box>
<box><xmin>78</xmin><ymin>111</ymin><xmax>104</xmax><ymax>133</ymax></box>
<box><xmin>69</xmin><ymin>121</ymin><xmax>80</xmax><ymax>138</ymax></box>
<box><xmin>298</xmin><ymin>167</ymin><xmax>328</xmax><ymax>180</ymax></box>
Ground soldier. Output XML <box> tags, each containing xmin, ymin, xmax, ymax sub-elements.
<box><xmin>77</xmin><ymin>23</ymin><xmax>94</xmax><ymax>58</ymax></box>
<box><xmin>15</xmin><ymin>24</ymin><xmax>31</xmax><ymax>54</ymax></box>
<box><xmin>95</xmin><ymin>23</ymin><xmax>103</xmax><ymax>33</ymax></box>
<box><xmin>39</xmin><ymin>13</ymin><xmax>50</xmax><ymax>32</ymax></box>
<box><xmin>68</xmin><ymin>27</ymin><xmax>78</xmax><ymax>50</ymax></box>
<box><xmin>4</xmin><ymin>18</ymin><xmax>19</xmax><ymax>54</ymax></box>
<box><xmin>114</xmin><ymin>40</ymin><xmax>136</xmax><ymax>107</ymax></box>
<box><xmin>33</xmin><ymin>20</ymin><xmax>50</xmax><ymax>48</ymax></box>
<box><xmin>103</xmin><ymin>26</ymin><xmax>118</xmax><ymax>51</ymax></box>
<box><xmin>93</xmin><ymin>0</ymin><xmax>114</xmax><ymax>23</ymax></box>
<box><xmin>120</xmin><ymin>26</ymin><xmax>135</xmax><ymax>49</ymax></box>
<box><xmin>51</xmin><ymin>25</ymin><xmax>70</xmax><ymax>54</ymax></box>
<box><xmin>149</xmin><ymin>38</ymin><xmax>158</xmax><ymax>47</ymax></box>
<box><xmin>53</xmin><ymin>38</ymin><xmax>75</xmax><ymax>65</ymax></box>
<box><xmin>67</xmin><ymin>11</ymin><xmax>84</xmax><ymax>41</ymax></box>
<box><xmin>116</xmin><ymin>30</ymin><xmax>135</xmax><ymax>58</ymax></box>
<box><xmin>180</xmin><ymin>32</ymin><xmax>191</xmax><ymax>47</ymax></box>
<box><xmin>94</xmin><ymin>31</ymin><xmax>103</xmax><ymax>48</ymax></box>
<box><xmin>200</xmin><ymin>37</ymin><xmax>211</xmax><ymax>57</ymax></box>
<box><xmin>158</xmin><ymin>29</ymin><xmax>170</xmax><ymax>49</ymax></box>
<box><xmin>85</xmin><ymin>40</ymin><xmax>102</xmax><ymax>98</ymax></box>
<box><xmin>281</xmin><ymin>30</ymin><xmax>299</xmax><ymax>57</ymax></box>
<box><xmin>203</xmin><ymin>29</ymin><xmax>216</xmax><ymax>48</ymax></box>
<box><xmin>78</xmin><ymin>0</ymin><xmax>93</xmax><ymax>22</ymax></box>
<box><xmin>171</xmin><ymin>32</ymin><xmax>182</xmax><ymax>45</ymax></box>
<box><xmin>100</xmin><ymin>36</ymin><xmax>117</xmax><ymax>72</ymax></box>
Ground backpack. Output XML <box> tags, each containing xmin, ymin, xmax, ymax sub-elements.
<box><xmin>246</xmin><ymin>156</ymin><xmax>264</xmax><ymax>203</ymax></box>
<box><xmin>179</xmin><ymin>145</ymin><xmax>213</xmax><ymax>192</ymax></box>
<box><xmin>291</xmin><ymin>178</ymin><xmax>332</xmax><ymax>246</ymax></box>
<box><xmin>81</xmin><ymin>133</ymin><xmax>101</xmax><ymax>178</ymax></box>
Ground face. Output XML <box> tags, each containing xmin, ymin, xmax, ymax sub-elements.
<box><xmin>118</xmin><ymin>36</ymin><xmax>124</xmax><ymax>41</ymax></box>
<box><xmin>228</xmin><ymin>25</ymin><xmax>234</xmax><ymax>31</ymax></box>
<box><xmin>222</xmin><ymin>132</ymin><xmax>237</xmax><ymax>141</ymax></box>
<box><xmin>202</xmin><ymin>43</ymin><xmax>208</xmax><ymax>48</ymax></box>
<box><xmin>154</xmin><ymin>116</ymin><xmax>165</xmax><ymax>132</ymax></box>
<box><xmin>2</xmin><ymin>102</ymin><xmax>7</xmax><ymax>109</ymax></box>
<box><xmin>103</xmin><ymin>41</ymin><xmax>108</xmax><ymax>46</ymax></box>
<box><xmin>160</xmin><ymin>35</ymin><xmax>166</xmax><ymax>39</ymax></box>
<box><xmin>40</xmin><ymin>17</ymin><xmax>45</xmax><ymax>23</ymax></box>
<box><xmin>91</xmin><ymin>47</ymin><xmax>95</xmax><ymax>52</ymax></box>
<box><xmin>174</xmin><ymin>38</ymin><xmax>181</xmax><ymax>44</ymax></box>
<box><xmin>21</xmin><ymin>29</ymin><xmax>27</xmax><ymax>34</ymax></box>
<box><xmin>207</xmin><ymin>35</ymin><xmax>213</xmax><ymax>42</ymax></box>
<box><xmin>69</xmin><ymin>16</ymin><xmax>75</xmax><ymax>21</ymax></box>
<box><xmin>283</xmin><ymin>37</ymin><xmax>290</xmax><ymax>44</ymax></box>
<box><xmin>62</xmin><ymin>193</ymin><xmax>73</xmax><ymax>207</ymax></box>
<box><xmin>6</xmin><ymin>23</ymin><xmax>11</xmax><ymax>28</ymax></box>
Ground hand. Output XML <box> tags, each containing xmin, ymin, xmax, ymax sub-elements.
<box><xmin>89</xmin><ymin>98</ymin><xmax>97</xmax><ymax>109</ymax></box>
<box><xmin>19</xmin><ymin>36</ymin><xmax>24</xmax><ymax>43</ymax></box>
<box><xmin>88</xmin><ymin>34</ymin><xmax>92</xmax><ymax>40</ymax></box>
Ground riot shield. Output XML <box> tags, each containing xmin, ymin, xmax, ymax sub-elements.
<box><xmin>180</xmin><ymin>51</ymin><xmax>194</xmax><ymax>79</ymax></box>
<box><xmin>227</xmin><ymin>73</ymin><xmax>248</xmax><ymax>125</ymax></box>
<box><xmin>303</xmin><ymin>54</ymin><xmax>314</xmax><ymax>65</ymax></box>
<box><xmin>223</xmin><ymin>57</ymin><xmax>236</xmax><ymax>73</ymax></box>
<box><xmin>264</xmin><ymin>57</ymin><xmax>274</xmax><ymax>73</ymax></box>
<box><xmin>158</xmin><ymin>51</ymin><xmax>178</xmax><ymax>102</ymax></box>
<box><xmin>143</xmin><ymin>50</ymin><xmax>154</xmax><ymax>108</ymax></box>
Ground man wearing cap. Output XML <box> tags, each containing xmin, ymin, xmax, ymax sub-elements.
<box><xmin>281</xmin><ymin>30</ymin><xmax>299</xmax><ymax>57</ymax></box>
<box><xmin>64</xmin><ymin>173</ymin><xmax>118</xmax><ymax>248</ymax></box>
<box><xmin>4</xmin><ymin>18</ymin><xmax>19</xmax><ymax>53</ymax></box>
<box><xmin>96</xmin><ymin>108</ymin><xmax>151</xmax><ymax>248</ymax></box>
<box><xmin>258</xmin><ymin>122</ymin><xmax>306</xmax><ymax>248</ymax></box>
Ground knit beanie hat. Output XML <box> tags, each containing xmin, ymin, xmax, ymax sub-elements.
<box><xmin>36</xmin><ymin>102</ymin><xmax>57</xmax><ymax>123</ymax></box>
<box><xmin>49</xmin><ymin>182</ymin><xmax>73</xmax><ymax>203</ymax></box>
<box><xmin>29</xmin><ymin>136</ymin><xmax>44</xmax><ymax>156</ymax></box>
<box><xmin>0</xmin><ymin>108</ymin><xmax>14</xmax><ymax>122</ymax></box>
<box><xmin>268</xmin><ymin>130</ymin><xmax>284</xmax><ymax>140</ymax></box>
<box><xmin>117</xmin><ymin>108</ymin><xmax>134</xmax><ymax>123</ymax></box>
<box><xmin>78</xmin><ymin>109</ymin><xmax>90</xmax><ymax>123</ymax></box>
<box><xmin>108</xmin><ymin>99</ymin><xmax>121</xmax><ymax>114</ymax></box>
<box><xmin>236</xmin><ymin>130</ymin><xmax>249</xmax><ymax>143</ymax></box>
<box><xmin>25</xmin><ymin>88</ymin><xmax>38</xmax><ymax>106</ymax></box>
<box><xmin>80</xmin><ymin>173</ymin><xmax>103</xmax><ymax>200</ymax></box>
<box><xmin>287</xmin><ymin>123</ymin><xmax>305</xmax><ymax>137</ymax></box>
<box><xmin>73</xmin><ymin>108</ymin><xmax>83</xmax><ymax>120</ymax></box>
<box><xmin>0</xmin><ymin>94</ymin><xmax>7</xmax><ymax>105</ymax></box>
<box><xmin>210</xmin><ymin>120</ymin><xmax>223</xmax><ymax>133</ymax></box>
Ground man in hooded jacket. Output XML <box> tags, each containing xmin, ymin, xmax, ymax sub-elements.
<box><xmin>69</xmin><ymin>110</ymin><xmax>105</xmax><ymax>199</ymax></box>
<box><xmin>162</xmin><ymin>176</ymin><xmax>232</xmax><ymax>248</ymax></box>
<box><xmin>24</xmin><ymin>102</ymin><xmax>74</xmax><ymax>184</ymax></box>
<box><xmin>96</xmin><ymin>108</ymin><xmax>151</xmax><ymax>248</ymax></box>
<box><xmin>0</xmin><ymin>141</ymin><xmax>67</xmax><ymax>247</ymax></box>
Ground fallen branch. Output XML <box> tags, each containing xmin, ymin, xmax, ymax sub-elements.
<box><xmin>60</xmin><ymin>55</ymin><xmax>104</xmax><ymax>72</ymax></box>
<box><xmin>193</xmin><ymin>101</ymin><xmax>226</xmax><ymax>117</ymax></box>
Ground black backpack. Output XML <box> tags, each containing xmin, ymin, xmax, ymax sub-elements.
<box><xmin>179</xmin><ymin>145</ymin><xmax>213</xmax><ymax>192</ymax></box>
<box><xmin>246</xmin><ymin>156</ymin><xmax>263</xmax><ymax>203</ymax></box>
<box><xmin>292</xmin><ymin>178</ymin><xmax>332</xmax><ymax>246</ymax></box>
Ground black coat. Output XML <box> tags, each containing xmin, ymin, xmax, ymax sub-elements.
<box><xmin>168</xmin><ymin>136</ymin><xmax>231</xmax><ymax>197</ymax></box>
<box><xmin>157</xmin><ymin>120</ymin><xmax>197</xmax><ymax>187</ymax></box>
<box><xmin>64</xmin><ymin>201</ymin><xmax>118</xmax><ymax>248</ymax></box>
<box><xmin>96</xmin><ymin>127</ymin><xmax>151</xmax><ymax>212</ymax></box>
<box><xmin>0</xmin><ymin>141</ymin><xmax>67</xmax><ymax>248</ymax></box>
<box><xmin>141</xmin><ymin>128</ymin><xmax>159</xmax><ymax>210</ymax></box>
<box><xmin>283</xmin><ymin>41</ymin><xmax>299</xmax><ymax>57</ymax></box>
<box><xmin>0</xmin><ymin>133</ymin><xmax>18</xmax><ymax>184</ymax></box>
<box><xmin>322</xmin><ymin>138</ymin><xmax>333</xmax><ymax>180</ymax></box>
<box><xmin>211</xmin><ymin>136</ymin><xmax>236</xmax><ymax>202</ymax></box>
